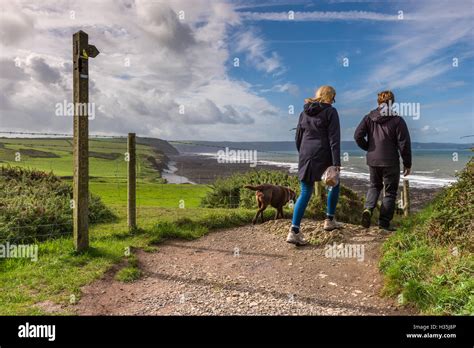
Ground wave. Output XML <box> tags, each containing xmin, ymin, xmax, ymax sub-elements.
<box><xmin>340</xmin><ymin>170</ymin><xmax>455</xmax><ymax>188</ymax></box>
<box><xmin>413</xmin><ymin>170</ymin><xmax>439</xmax><ymax>174</ymax></box>
<box><xmin>191</xmin><ymin>152</ymin><xmax>457</xmax><ymax>188</ymax></box>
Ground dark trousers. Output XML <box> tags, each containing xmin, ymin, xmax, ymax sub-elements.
<box><xmin>365</xmin><ymin>166</ymin><xmax>400</xmax><ymax>227</ymax></box>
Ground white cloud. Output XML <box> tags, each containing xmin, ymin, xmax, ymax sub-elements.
<box><xmin>235</xmin><ymin>29</ymin><xmax>284</xmax><ymax>75</ymax></box>
<box><xmin>0</xmin><ymin>0</ymin><xmax>290</xmax><ymax>140</ymax></box>
<box><xmin>2</xmin><ymin>0</ymin><xmax>471</xmax><ymax>142</ymax></box>
<box><xmin>260</xmin><ymin>82</ymin><xmax>299</xmax><ymax>96</ymax></box>
<box><xmin>240</xmin><ymin>10</ymin><xmax>401</xmax><ymax>22</ymax></box>
<box><xmin>0</xmin><ymin>2</ymin><xmax>35</xmax><ymax>46</ymax></box>
<box><xmin>417</xmin><ymin>125</ymin><xmax>447</xmax><ymax>135</ymax></box>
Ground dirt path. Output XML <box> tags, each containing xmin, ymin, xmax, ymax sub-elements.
<box><xmin>75</xmin><ymin>219</ymin><xmax>414</xmax><ymax>315</ymax></box>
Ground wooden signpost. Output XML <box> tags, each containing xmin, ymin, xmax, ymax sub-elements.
<box><xmin>72</xmin><ymin>30</ymin><xmax>99</xmax><ymax>252</ymax></box>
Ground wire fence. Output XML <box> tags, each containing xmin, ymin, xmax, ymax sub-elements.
<box><xmin>0</xmin><ymin>130</ymin><xmax>267</xmax><ymax>245</ymax></box>
<box><xmin>0</xmin><ymin>130</ymin><xmax>414</xmax><ymax>245</ymax></box>
<box><xmin>1</xmin><ymin>131</ymin><xmax>124</xmax><ymax>244</ymax></box>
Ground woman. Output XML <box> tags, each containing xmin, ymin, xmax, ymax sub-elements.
<box><xmin>287</xmin><ymin>85</ymin><xmax>343</xmax><ymax>246</ymax></box>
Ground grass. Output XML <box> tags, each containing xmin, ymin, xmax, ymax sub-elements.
<box><xmin>89</xmin><ymin>179</ymin><xmax>208</xmax><ymax>208</ymax></box>
<box><xmin>115</xmin><ymin>266</ymin><xmax>141</xmax><ymax>283</ymax></box>
<box><xmin>115</xmin><ymin>254</ymin><xmax>141</xmax><ymax>283</ymax></box>
<box><xmin>380</xmin><ymin>161</ymin><xmax>474</xmax><ymax>315</ymax></box>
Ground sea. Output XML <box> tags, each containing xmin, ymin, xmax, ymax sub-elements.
<box><xmin>170</xmin><ymin>141</ymin><xmax>472</xmax><ymax>189</ymax></box>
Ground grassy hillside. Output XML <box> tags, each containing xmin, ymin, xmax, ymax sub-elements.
<box><xmin>0</xmin><ymin>137</ymin><xmax>167</xmax><ymax>180</ymax></box>
<box><xmin>136</xmin><ymin>137</ymin><xmax>180</xmax><ymax>155</ymax></box>
<box><xmin>0</xmin><ymin>137</ymin><xmax>207</xmax><ymax>208</ymax></box>
<box><xmin>380</xmin><ymin>160</ymin><xmax>473</xmax><ymax>315</ymax></box>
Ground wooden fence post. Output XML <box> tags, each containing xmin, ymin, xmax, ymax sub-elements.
<box><xmin>315</xmin><ymin>181</ymin><xmax>323</xmax><ymax>202</ymax></box>
<box><xmin>403</xmin><ymin>179</ymin><xmax>410</xmax><ymax>217</ymax></box>
<box><xmin>127</xmin><ymin>133</ymin><xmax>137</xmax><ymax>231</ymax></box>
<box><xmin>72</xmin><ymin>30</ymin><xmax>99</xmax><ymax>251</ymax></box>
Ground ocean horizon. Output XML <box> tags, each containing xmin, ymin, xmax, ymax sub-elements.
<box><xmin>170</xmin><ymin>141</ymin><xmax>472</xmax><ymax>188</ymax></box>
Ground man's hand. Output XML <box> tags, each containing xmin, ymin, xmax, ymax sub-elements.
<box><xmin>403</xmin><ymin>167</ymin><xmax>411</xmax><ymax>176</ymax></box>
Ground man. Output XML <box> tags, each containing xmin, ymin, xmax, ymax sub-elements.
<box><xmin>354</xmin><ymin>90</ymin><xmax>412</xmax><ymax>231</ymax></box>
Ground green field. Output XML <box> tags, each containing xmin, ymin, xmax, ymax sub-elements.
<box><xmin>0</xmin><ymin>137</ymin><xmax>161</xmax><ymax>178</ymax></box>
<box><xmin>0</xmin><ymin>137</ymin><xmax>208</xmax><ymax>208</ymax></box>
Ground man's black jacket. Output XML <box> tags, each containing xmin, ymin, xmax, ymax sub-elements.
<box><xmin>354</xmin><ymin>107</ymin><xmax>412</xmax><ymax>168</ymax></box>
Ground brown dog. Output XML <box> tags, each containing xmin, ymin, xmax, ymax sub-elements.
<box><xmin>244</xmin><ymin>184</ymin><xmax>296</xmax><ymax>224</ymax></box>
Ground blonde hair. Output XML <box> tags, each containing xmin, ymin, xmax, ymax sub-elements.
<box><xmin>305</xmin><ymin>85</ymin><xmax>336</xmax><ymax>104</ymax></box>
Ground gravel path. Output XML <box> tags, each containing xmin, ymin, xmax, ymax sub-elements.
<box><xmin>74</xmin><ymin>219</ymin><xmax>413</xmax><ymax>316</ymax></box>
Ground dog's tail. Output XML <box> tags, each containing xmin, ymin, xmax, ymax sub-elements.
<box><xmin>244</xmin><ymin>184</ymin><xmax>265</xmax><ymax>191</ymax></box>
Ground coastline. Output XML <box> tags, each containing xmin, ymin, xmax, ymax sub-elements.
<box><xmin>167</xmin><ymin>154</ymin><xmax>443</xmax><ymax>212</ymax></box>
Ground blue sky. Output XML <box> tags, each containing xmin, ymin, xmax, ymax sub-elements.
<box><xmin>1</xmin><ymin>0</ymin><xmax>473</xmax><ymax>143</ymax></box>
<box><xmin>227</xmin><ymin>0</ymin><xmax>474</xmax><ymax>143</ymax></box>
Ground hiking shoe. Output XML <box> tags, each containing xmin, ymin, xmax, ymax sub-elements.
<box><xmin>378</xmin><ymin>224</ymin><xmax>397</xmax><ymax>232</ymax></box>
<box><xmin>323</xmin><ymin>219</ymin><xmax>343</xmax><ymax>231</ymax></box>
<box><xmin>361</xmin><ymin>209</ymin><xmax>372</xmax><ymax>228</ymax></box>
<box><xmin>286</xmin><ymin>228</ymin><xmax>308</xmax><ymax>246</ymax></box>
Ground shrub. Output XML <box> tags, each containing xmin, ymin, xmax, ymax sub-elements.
<box><xmin>0</xmin><ymin>166</ymin><xmax>116</xmax><ymax>243</ymax></box>
<box><xmin>200</xmin><ymin>170</ymin><xmax>364</xmax><ymax>224</ymax></box>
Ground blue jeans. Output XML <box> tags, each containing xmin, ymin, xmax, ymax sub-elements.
<box><xmin>291</xmin><ymin>181</ymin><xmax>340</xmax><ymax>228</ymax></box>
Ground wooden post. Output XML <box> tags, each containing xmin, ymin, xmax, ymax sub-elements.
<box><xmin>72</xmin><ymin>31</ymin><xmax>89</xmax><ymax>252</ymax></box>
<box><xmin>403</xmin><ymin>179</ymin><xmax>410</xmax><ymax>217</ymax></box>
<box><xmin>127</xmin><ymin>133</ymin><xmax>137</xmax><ymax>231</ymax></box>
<box><xmin>315</xmin><ymin>181</ymin><xmax>323</xmax><ymax>201</ymax></box>
<box><xmin>72</xmin><ymin>30</ymin><xmax>99</xmax><ymax>252</ymax></box>
<box><xmin>399</xmin><ymin>188</ymin><xmax>405</xmax><ymax>212</ymax></box>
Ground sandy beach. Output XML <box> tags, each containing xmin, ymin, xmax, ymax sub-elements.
<box><xmin>166</xmin><ymin>154</ymin><xmax>442</xmax><ymax>212</ymax></box>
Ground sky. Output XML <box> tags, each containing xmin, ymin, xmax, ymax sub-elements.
<box><xmin>0</xmin><ymin>0</ymin><xmax>473</xmax><ymax>143</ymax></box>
